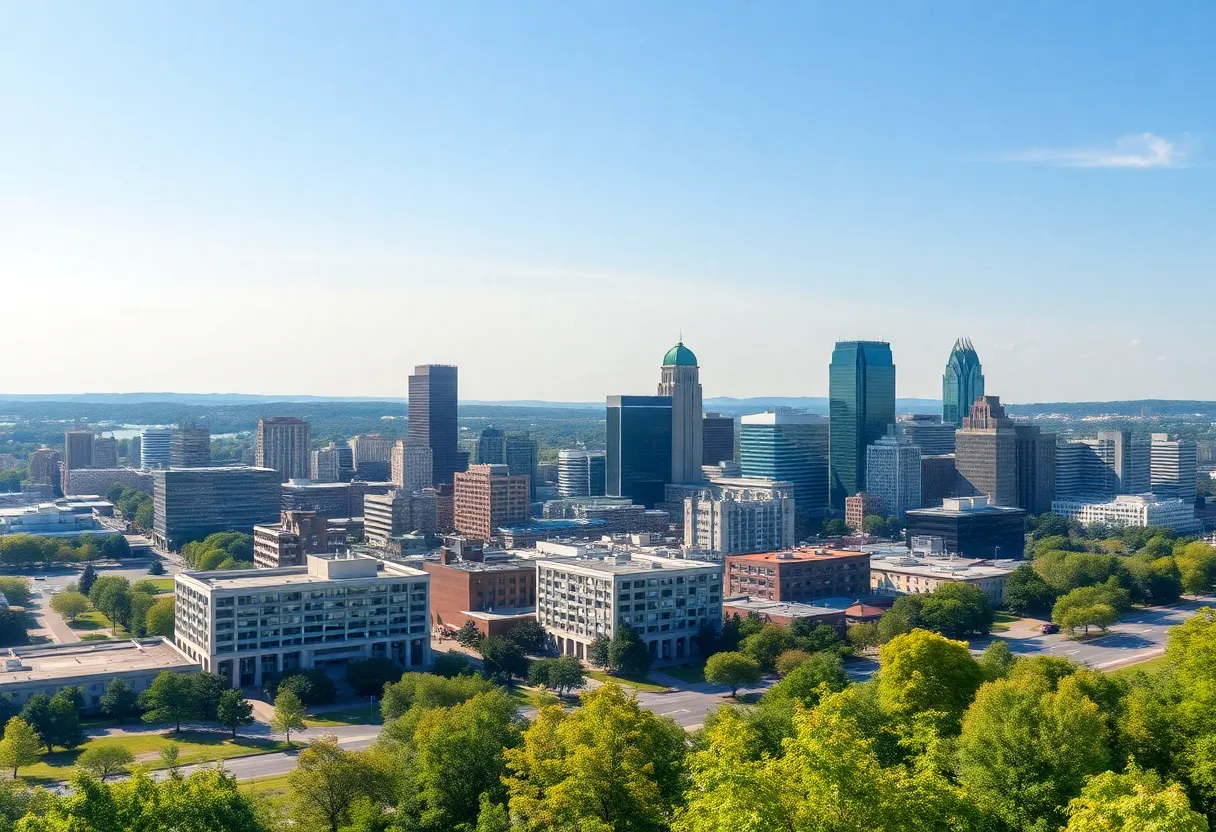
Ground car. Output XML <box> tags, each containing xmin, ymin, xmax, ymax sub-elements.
<box><xmin>33</xmin><ymin>576</ymin><xmax>45</xmax><ymax>581</ymax></box>
<box><xmin>1040</xmin><ymin>623</ymin><xmax>1060</xmax><ymax>634</ymax></box>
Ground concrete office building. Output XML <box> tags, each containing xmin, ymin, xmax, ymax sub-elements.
<box><xmin>64</xmin><ymin>467</ymin><xmax>152</xmax><ymax>498</ymax></box>
<box><xmin>1052</xmin><ymin>494</ymin><xmax>1201</xmax><ymax>535</ymax></box>
<box><xmin>170</xmin><ymin>424</ymin><xmax>211</xmax><ymax>468</ymax></box>
<box><xmin>281</xmin><ymin>480</ymin><xmax>353</xmax><ymax>519</ymax></box>
<box><xmin>311</xmin><ymin>443</ymin><xmax>342</xmax><ymax>483</ymax></box>
<box><xmin>1099</xmin><ymin>431</ymin><xmax>1151</xmax><ymax>494</ymax></box>
<box><xmin>845</xmin><ymin>492</ymin><xmax>884</xmax><ymax>531</ymax></box>
<box><xmin>0</xmin><ymin>500</ymin><xmax>105</xmax><ymax>537</ymax></box>
<box><xmin>829</xmin><ymin>341</ymin><xmax>896</xmax><ymax>510</ymax></box>
<box><xmin>657</xmin><ymin>342</ymin><xmax>703</xmax><ymax>483</ymax></box>
<box><xmin>904</xmin><ymin>496</ymin><xmax>1026</xmax><ymax>560</ymax></box>
<box><xmin>349</xmin><ymin>435</ymin><xmax>395</xmax><ymax>476</ymax></box>
<box><xmin>405</xmin><ymin>445</ymin><xmax>434</xmax><ymax>494</ymax></box>
<box><xmin>364</xmin><ymin>489</ymin><xmax>439</xmax><ymax>547</ymax></box>
<box><xmin>865</xmin><ymin>433</ymin><xmax>922</xmax><ymax>519</ymax></box>
<box><xmin>725</xmin><ymin>548</ymin><xmax>870</xmax><ymax>603</ymax></box>
<box><xmin>921</xmin><ymin>454</ymin><xmax>957</xmax><ymax>507</ymax></box>
<box><xmin>898</xmin><ymin>414</ymin><xmax>957</xmax><ymax>456</ymax></box>
<box><xmin>1151</xmin><ymin>434</ymin><xmax>1198</xmax><ymax>501</ymax></box>
<box><xmin>504</xmin><ymin>435</ymin><xmax>539</xmax><ymax>501</ymax></box>
<box><xmin>174</xmin><ymin>553</ymin><xmax>431</xmax><ymax>686</ymax></box>
<box><xmin>92</xmin><ymin>437</ymin><xmax>118</xmax><ymax>469</ymax></box>
<box><xmin>253</xmin><ymin>510</ymin><xmax>335</xmax><ymax>569</ymax></box>
<box><xmin>0</xmin><ymin>639</ymin><xmax>197</xmax><ymax>709</ymax></box>
<box><xmin>557</xmin><ymin>449</ymin><xmax>606</xmax><ymax>498</ymax></box>
<box><xmin>703</xmin><ymin>412</ymin><xmax>735</xmax><ymax>468</ymax></box>
<box><xmin>408</xmin><ymin>365</ymin><xmax>466</xmax><ymax>487</ymax></box>
<box><xmin>955</xmin><ymin>396</ymin><xmax>1018</xmax><ymax>507</ymax></box>
<box><xmin>256</xmin><ymin>417</ymin><xmax>311</xmax><ymax>483</ymax></box>
<box><xmin>475</xmin><ymin>428</ymin><xmax>505</xmax><ymax>465</ymax></box>
<box><xmin>27</xmin><ymin>449</ymin><xmax>62</xmax><ymax>485</ymax></box>
<box><xmin>63</xmin><ymin>430</ymin><xmax>94</xmax><ymax>474</ymax></box>
<box><xmin>140</xmin><ymin>429</ymin><xmax>173</xmax><ymax>469</ymax></box>
<box><xmin>454</xmin><ymin>464</ymin><xmax>530</xmax><ymax>541</ymax></box>
<box><xmin>1014</xmin><ymin>424</ymin><xmax>1057</xmax><ymax>514</ymax></box>
<box><xmin>942</xmin><ymin>338</ymin><xmax>985</xmax><ymax>428</ymax></box>
<box><xmin>127</xmin><ymin>436</ymin><xmax>141</xmax><ymax>469</ymax></box>
<box><xmin>151</xmin><ymin>466</ymin><xmax>281</xmax><ymax>550</ymax></box>
<box><xmin>1056</xmin><ymin>432</ymin><xmax>1151</xmax><ymax>501</ymax></box>
<box><xmin>606</xmin><ymin>395</ymin><xmax>672</xmax><ymax>509</ymax></box>
<box><xmin>739</xmin><ymin>412</ymin><xmax>830</xmax><ymax>523</ymax></box>
<box><xmin>535</xmin><ymin>551</ymin><xmax>722</xmax><ymax>662</ymax></box>
<box><xmin>869</xmin><ymin>551</ymin><xmax>1020</xmax><ymax>604</ymax></box>
<box><xmin>684</xmin><ymin>482</ymin><xmax>796</xmax><ymax>555</ymax></box>
<box><xmin>424</xmin><ymin>544</ymin><xmax>537</xmax><ymax>637</ymax></box>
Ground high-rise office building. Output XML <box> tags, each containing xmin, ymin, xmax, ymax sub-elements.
<box><xmin>256</xmin><ymin>417</ymin><xmax>311</xmax><ymax>483</ymax></box>
<box><xmin>557</xmin><ymin>450</ymin><xmax>607</xmax><ymax>498</ymax></box>
<box><xmin>828</xmin><ymin>341</ymin><xmax>896</xmax><ymax>510</ymax></box>
<box><xmin>127</xmin><ymin>436</ymin><xmax>141</xmax><ymax>469</ymax></box>
<box><xmin>739</xmin><ymin>412</ymin><xmax>830</xmax><ymax>521</ymax></box>
<box><xmin>408</xmin><ymin>365</ymin><xmax>465</xmax><ymax>487</ymax></box>
<box><xmin>1151</xmin><ymin>434</ymin><xmax>1198</xmax><ymax>501</ymax></box>
<box><xmin>151</xmin><ymin>466</ymin><xmax>281</xmax><ymax>550</ymax></box>
<box><xmin>335</xmin><ymin>445</ymin><xmax>355</xmax><ymax>481</ymax></box>
<box><xmin>897</xmin><ymin>414</ymin><xmax>956</xmax><ymax>456</ymax></box>
<box><xmin>504</xmin><ymin>435</ymin><xmax>539</xmax><ymax>500</ymax></box>
<box><xmin>942</xmin><ymin>338</ymin><xmax>985</xmax><ymax>428</ymax></box>
<box><xmin>702</xmin><ymin>412</ymin><xmax>735</xmax><ymax>468</ymax></box>
<box><xmin>954</xmin><ymin>396</ymin><xmax>1018</xmax><ymax>507</ymax></box>
<box><xmin>920</xmin><ymin>454</ymin><xmax>956</xmax><ymax>507</ymax></box>
<box><xmin>1014</xmin><ymin>424</ymin><xmax>1057</xmax><ymax>514</ymax></box>
<box><xmin>364</xmin><ymin>490</ymin><xmax>439</xmax><ymax>546</ymax></box>
<box><xmin>170</xmin><ymin>424</ymin><xmax>211</xmax><ymax>467</ymax></box>
<box><xmin>1095</xmin><ymin>431</ymin><xmax>1151</xmax><ymax>494</ymax></box>
<box><xmin>453</xmin><ymin>464</ymin><xmax>530</xmax><ymax>541</ymax></box>
<box><xmin>141</xmin><ymin>429</ymin><xmax>173</xmax><ymax>469</ymax></box>
<box><xmin>865</xmin><ymin>433</ymin><xmax>922</xmax><ymax>519</ymax></box>
<box><xmin>1056</xmin><ymin>432</ymin><xmax>1151</xmax><ymax>500</ymax></box>
<box><xmin>92</xmin><ymin>437</ymin><xmax>118</xmax><ymax>469</ymax></box>
<box><xmin>475</xmin><ymin>428</ymin><xmax>505</xmax><ymax>465</ymax></box>
<box><xmin>311</xmin><ymin>443</ymin><xmax>341</xmax><ymax>483</ymax></box>
<box><xmin>27</xmin><ymin>449</ymin><xmax>62</xmax><ymax>485</ymax></box>
<box><xmin>657</xmin><ymin>342</ymin><xmax>703</xmax><ymax>483</ymax></box>
<box><xmin>64</xmin><ymin>430</ymin><xmax>94</xmax><ymax>474</ymax></box>
<box><xmin>606</xmin><ymin>395</ymin><xmax>672</xmax><ymax>509</ymax></box>
<box><xmin>349</xmin><ymin>435</ymin><xmax>394</xmax><ymax>472</ymax></box>
<box><xmin>403</xmin><ymin>445</ymin><xmax>434</xmax><ymax>494</ymax></box>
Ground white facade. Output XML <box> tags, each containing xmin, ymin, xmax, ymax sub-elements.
<box><xmin>865</xmin><ymin>434</ymin><xmax>922</xmax><ymax>519</ymax></box>
<box><xmin>869</xmin><ymin>553</ymin><xmax>1019</xmax><ymax>604</ymax></box>
<box><xmin>1150</xmin><ymin>435</ymin><xmax>1198</xmax><ymax>501</ymax></box>
<box><xmin>535</xmin><ymin>552</ymin><xmax>722</xmax><ymax>662</ymax></box>
<box><xmin>1051</xmin><ymin>493</ymin><xmax>1201</xmax><ymax>534</ymax></box>
<box><xmin>684</xmin><ymin>479</ymin><xmax>796</xmax><ymax>555</ymax></box>
<box><xmin>311</xmin><ymin>444</ymin><xmax>341</xmax><ymax>483</ymax></box>
<box><xmin>558</xmin><ymin>449</ymin><xmax>591</xmax><ymax>497</ymax></box>
<box><xmin>175</xmin><ymin>553</ymin><xmax>431</xmax><ymax>687</ymax></box>
<box><xmin>140</xmin><ymin>428</ymin><xmax>173</xmax><ymax>469</ymax></box>
<box><xmin>658</xmin><ymin>355</ymin><xmax>703</xmax><ymax>484</ymax></box>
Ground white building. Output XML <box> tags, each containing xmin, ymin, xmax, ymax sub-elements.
<box><xmin>869</xmin><ymin>551</ymin><xmax>1020</xmax><ymax>604</ymax></box>
<box><xmin>557</xmin><ymin>449</ymin><xmax>605</xmax><ymax>498</ymax></box>
<box><xmin>865</xmin><ymin>434</ymin><xmax>922</xmax><ymax>519</ymax></box>
<box><xmin>174</xmin><ymin>552</ymin><xmax>430</xmax><ymax>687</ymax></box>
<box><xmin>0</xmin><ymin>499</ymin><xmax>108</xmax><ymax>537</ymax></box>
<box><xmin>1051</xmin><ymin>493</ymin><xmax>1201</xmax><ymax>535</ymax></box>
<box><xmin>534</xmin><ymin>551</ymin><xmax>722</xmax><ymax>662</ymax></box>
<box><xmin>657</xmin><ymin>342</ymin><xmax>704</xmax><ymax>484</ymax></box>
<box><xmin>684</xmin><ymin>479</ymin><xmax>795</xmax><ymax>555</ymax></box>
<box><xmin>311</xmin><ymin>443</ymin><xmax>342</xmax><ymax>483</ymax></box>
<box><xmin>1151</xmin><ymin>434</ymin><xmax>1198</xmax><ymax>501</ymax></box>
<box><xmin>140</xmin><ymin>428</ymin><xmax>173</xmax><ymax>469</ymax></box>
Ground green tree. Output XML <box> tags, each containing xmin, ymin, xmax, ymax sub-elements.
<box><xmin>608</xmin><ymin>624</ymin><xmax>652</xmax><ymax>677</ymax></box>
<box><xmin>146</xmin><ymin>559</ymin><xmax>165</xmax><ymax>576</ymax></box>
<box><xmin>847</xmin><ymin>621</ymin><xmax>880</xmax><ymax>652</ymax></box>
<box><xmin>431</xmin><ymin>652</ymin><xmax>472</xmax><ymax>678</ymax></box>
<box><xmin>548</xmin><ymin>656</ymin><xmax>586</xmax><ymax>696</ymax></box>
<box><xmin>587</xmin><ymin>634</ymin><xmax>611</xmax><ymax>668</ymax></box>
<box><xmin>87</xmin><ymin>576</ymin><xmax>131</xmax><ymax>631</ymax></box>
<box><xmin>877</xmin><ymin>594</ymin><xmax>924</xmax><ymax>643</ymax></box>
<box><xmin>126</xmin><ymin>590</ymin><xmax>157</xmax><ymax>637</ymax></box>
<box><xmin>1003</xmin><ymin>564</ymin><xmax>1058</xmax><ymax>617</ymax></box>
<box><xmin>99</xmin><ymin>678</ymin><xmax>140</xmax><ymax>724</ymax></box>
<box><xmin>821</xmin><ymin>518</ymin><xmax>848</xmax><ymax>536</ymax></box>
<box><xmin>0</xmin><ymin>611</ymin><xmax>28</xmax><ymax>648</ymax></box>
<box><xmin>17</xmin><ymin>695</ymin><xmax>53</xmax><ymax>752</ymax></box>
<box><xmin>503</xmin><ymin>684</ymin><xmax>687</xmax><ymax>832</ymax></box>
<box><xmin>143</xmin><ymin>596</ymin><xmax>174</xmax><ymax>637</ymax></box>
<box><xmin>216</xmin><ymin>689</ymin><xmax>253</xmax><ymax>739</ymax></box>
<box><xmin>704</xmin><ymin>651</ymin><xmax>762</xmax><ymax>696</ymax></box>
<box><xmin>133</xmin><ymin>502</ymin><xmax>154</xmax><ymax>530</ymax></box>
<box><xmin>455</xmin><ymin>620</ymin><xmax>484</xmax><ymax>650</ymax></box>
<box><xmin>159</xmin><ymin>741</ymin><xmax>181</xmax><ymax>777</ymax></box>
<box><xmin>921</xmin><ymin>581</ymin><xmax>994</xmax><ymax>637</ymax></box>
<box><xmin>78</xmin><ymin>564</ymin><xmax>97</xmax><ymax>596</ymax></box>
<box><xmin>774</xmin><ymin>648</ymin><xmax>813</xmax><ymax>676</ymax></box>
<box><xmin>190</xmin><ymin>672</ymin><xmax>228</xmax><ymax>721</ymax></box>
<box><xmin>1062</xmin><ymin>765</ymin><xmax>1208</xmax><ymax>832</ymax></box>
<box><xmin>289</xmin><ymin>736</ymin><xmax>385</xmax><ymax>832</ymax></box>
<box><xmin>49</xmin><ymin>591</ymin><xmax>90</xmax><ymax>623</ymax></box>
<box><xmin>140</xmin><ymin>671</ymin><xmax>198</xmax><ymax>733</ymax></box>
<box><xmin>77</xmin><ymin>745</ymin><xmax>135</xmax><ymax>781</ymax></box>
<box><xmin>271</xmin><ymin>689</ymin><xmax>307</xmax><ymax>747</ymax></box>
<box><xmin>979</xmin><ymin>639</ymin><xmax>1016</xmax><ymax>681</ymax></box>
<box><xmin>738</xmin><ymin>623</ymin><xmax>792</xmax><ymax>670</ymax></box>
<box><xmin>0</xmin><ymin>718</ymin><xmax>41</xmax><ymax>778</ymax></box>
<box><xmin>0</xmin><ymin>579</ymin><xmax>32</xmax><ymax>608</ymax></box>
<box><xmin>503</xmin><ymin>619</ymin><xmax>547</xmax><ymax>654</ymax></box>
<box><xmin>1053</xmin><ymin>584</ymin><xmax>1125</xmax><ymax>634</ymax></box>
<box><xmin>47</xmin><ymin>691</ymin><xmax>84</xmax><ymax>751</ymax></box>
<box><xmin>345</xmin><ymin>658</ymin><xmax>404</xmax><ymax>698</ymax></box>
<box><xmin>480</xmin><ymin>636</ymin><xmax>528</xmax><ymax>683</ymax></box>
<box><xmin>380</xmin><ymin>672</ymin><xmax>494</xmax><ymax>721</ymax></box>
<box><xmin>877</xmin><ymin>629</ymin><xmax>984</xmax><ymax>731</ymax></box>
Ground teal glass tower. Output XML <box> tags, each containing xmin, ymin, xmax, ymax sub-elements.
<box><xmin>829</xmin><ymin>341</ymin><xmax>896</xmax><ymax>510</ymax></box>
<box><xmin>942</xmin><ymin>338</ymin><xmax>985</xmax><ymax>428</ymax></box>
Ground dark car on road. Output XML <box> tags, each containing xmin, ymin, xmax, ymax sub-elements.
<box><xmin>1040</xmin><ymin>623</ymin><xmax>1060</xmax><ymax>634</ymax></box>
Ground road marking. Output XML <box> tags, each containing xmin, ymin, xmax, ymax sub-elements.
<box><xmin>684</xmin><ymin>723</ymin><xmax>702</xmax><ymax>732</ymax></box>
<box><xmin>1065</xmin><ymin>649</ymin><xmax>1081</xmax><ymax>655</ymax></box>
<box><xmin>660</xmin><ymin>708</ymin><xmax>689</xmax><ymax>716</ymax></box>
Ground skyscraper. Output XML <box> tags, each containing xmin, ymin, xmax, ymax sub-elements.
<box><xmin>141</xmin><ymin>428</ymin><xmax>173</xmax><ymax>469</ymax></box>
<box><xmin>408</xmin><ymin>365</ymin><xmax>465</xmax><ymax>487</ymax></box>
<box><xmin>1096</xmin><ymin>431</ymin><xmax>1151</xmax><ymax>494</ymax></box>
<box><xmin>828</xmin><ymin>341</ymin><xmax>896</xmax><ymax>510</ymax></box>
<box><xmin>475</xmin><ymin>428</ymin><xmax>505</xmax><ymax>465</ymax></box>
<box><xmin>64</xmin><ymin>430</ymin><xmax>94</xmax><ymax>474</ymax></box>
<box><xmin>557</xmin><ymin>450</ymin><xmax>607</xmax><ymax>498</ymax></box>
<box><xmin>739</xmin><ymin>412</ymin><xmax>830</xmax><ymax>522</ymax></box>
<box><xmin>1151</xmin><ymin>434</ymin><xmax>1198</xmax><ymax>501</ymax></box>
<box><xmin>865</xmin><ymin>433</ymin><xmax>922</xmax><ymax>519</ymax></box>
<box><xmin>312</xmin><ymin>443</ymin><xmax>341</xmax><ymax>483</ymax></box>
<box><xmin>503</xmin><ymin>435</ymin><xmax>539</xmax><ymax>500</ymax></box>
<box><xmin>170</xmin><ymin>424</ymin><xmax>211</xmax><ymax>467</ymax></box>
<box><xmin>897</xmin><ymin>414</ymin><xmax>956</xmax><ymax>455</ymax></box>
<box><xmin>92</xmin><ymin>437</ymin><xmax>118</xmax><ymax>468</ymax></box>
<box><xmin>256</xmin><ymin>417</ymin><xmax>311</xmax><ymax>482</ymax></box>
<box><xmin>127</xmin><ymin>436</ymin><xmax>141</xmax><ymax>469</ymax></box>
<box><xmin>942</xmin><ymin>338</ymin><xmax>985</xmax><ymax>428</ymax></box>
<box><xmin>453</xmin><ymin>464</ymin><xmax>531</xmax><ymax>541</ymax></box>
<box><xmin>657</xmin><ymin>342</ymin><xmax>703</xmax><ymax>483</ymax></box>
<box><xmin>702</xmin><ymin>412</ymin><xmax>735</xmax><ymax>468</ymax></box>
<box><xmin>954</xmin><ymin>396</ymin><xmax>1017</xmax><ymax>507</ymax></box>
<box><xmin>1014</xmin><ymin>424</ymin><xmax>1056</xmax><ymax>514</ymax></box>
<box><xmin>606</xmin><ymin>395</ymin><xmax>672</xmax><ymax>508</ymax></box>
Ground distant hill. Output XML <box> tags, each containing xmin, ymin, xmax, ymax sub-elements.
<box><xmin>0</xmin><ymin>392</ymin><xmax>403</xmax><ymax>404</ymax></box>
<box><xmin>703</xmin><ymin>397</ymin><xmax>943</xmax><ymax>415</ymax></box>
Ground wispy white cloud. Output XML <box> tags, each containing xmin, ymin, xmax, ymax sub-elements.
<box><xmin>995</xmin><ymin>133</ymin><xmax>1191</xmax><ymax>169</ymax></box>
<box><xmin>1130</xmin><ymin>339</ymin><xmax>1143</xmax><ymax>347</ymax></box>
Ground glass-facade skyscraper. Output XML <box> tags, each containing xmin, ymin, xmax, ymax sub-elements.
<box><xmin>606</xmin><ymin>395</ymin><xmax>672</xmax><ymax>508</ymax></box>
<box><xmin>408</xmin><ymin>365</ymin><xmax>467</xmax><ymax>487</ymax></box>
<box><xmin>739</xmin><ymin>412</ymin><xmax>829</xmax><ymax>522</ymax></box>
<box><xmin>829</xmin><ymin>341</ymin><xmax>896</xmax><ymax>511</ymax></box>
<box><xmin>942</xmin><ymin>338</ymin><xmax>985</xmax><ymax>428</ymax></box>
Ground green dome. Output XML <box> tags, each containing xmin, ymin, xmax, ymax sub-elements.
<box><xmin>663</xmin><ymin>342</ymin><xmax>698</xmax><ymax>367</ymax></box>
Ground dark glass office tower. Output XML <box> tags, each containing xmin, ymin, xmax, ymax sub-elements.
<box><xmin>942</xmin><ymin>338</ymin><xmax>985</xmax><ymax>428</ymax></box>
<box><xmin>829</xmin><ymin>341</ymin><xmax>896</xmax><ymax>511</ymax></box>
<box><xmin>408</xmin><ymin>365</ymin><xmax>466</xmax><ymax>487</ymax></box>
<box><xmin>606</xmin><ymin>395</ymin><xmax>672</xmax><ymax>508</ymax></box>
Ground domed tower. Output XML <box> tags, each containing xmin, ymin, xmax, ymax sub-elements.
<box><xmin>658</xmin><ymin>341</ymin><xmax>703</xmax><ymax>483</ymax></box>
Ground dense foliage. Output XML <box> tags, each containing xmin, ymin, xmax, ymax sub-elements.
<box><xmin>182</xmin><ymin>532</ymin><xmax>256</xmax><ymax>570</ymax></box>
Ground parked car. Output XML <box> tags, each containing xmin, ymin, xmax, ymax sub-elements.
<box><xmin>1040</xmin><ymin>623</ymin><xmax>1060</xmax><ymax>634</ymax></box>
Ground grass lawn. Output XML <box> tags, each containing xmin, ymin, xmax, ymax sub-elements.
<box><xmin>506</xmin><ymin>685</ymin><xmax>561</xmax><ymax>710</ymax></box>
<box><xmin>68</xmin><ymin>610</ymin><xmax>112</xmax><ymax>631</ymax></box>
<box><xmin>990</xmin><ymin>612</ymin><xmax>1019</xmax><ymax>633</ymax></box>
<box><xmin>660</xmin><ymin>664</ymin><xmax>706</xmax><ymax>684</ymax></box>
<box><xmin>143</xmin><ymin>578</ymin><xmax>176</xmax><ymax>594</ymax></box>
<box><xmin>303</xmin><ymin>705</ymin><xmax>384</xmax><ymax>727</ymax></box>
<box><xmin>240</xmin><ymin>772</ymin><xmax>294</xmax><ymax>802</ymax></box>
<box><xmin>588</xmin><ymin>670</ymin><xmax>668</xmax><ymax>692</ymax></box>
<box><xmin>1107</xmin><ymin>654</ymin><xmax>1172</xmax><ymax>679</ymax></box>
<box><xmin>19</xmin><ymin>730</ymin><xmax>291</xmax><ymax>785</ymax></box>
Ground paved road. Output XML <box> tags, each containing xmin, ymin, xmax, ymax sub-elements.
<box><xmin>28</xmin><ymin>593</ymin><xmax>81</xmax><ymax>645</ymax></box>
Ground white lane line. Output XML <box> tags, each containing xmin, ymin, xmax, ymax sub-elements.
<box><xmin>660</xmin><ymin>708</ymin><xmax>689</xmax><ymax>716</ymax></box>
<box><xmin>1065</xmin><ymin>649</ymin><xmax>1081</xmax><ymax>655</ymax></box>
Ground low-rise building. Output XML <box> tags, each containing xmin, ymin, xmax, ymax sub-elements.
<box><xmin>725</xmin><ymin>548</ymin><xmax>870</xmax><ymax>603</ymax></box>
<box><xmin>869</xmin><ymin>551</ymin><xmax>1021</xmax><ymax>604</ymax></box>
<box><xmin>534</xmin><ymin>551</ymin><xmax>722</xmax><ymax>662</ymax></box>
<box><xmin>721</xmin><ymin>596</ymin><xmax>854</xmax><ymax>634</ymax></box>
<box><xmin>0</xmin><ymin>499</ymin><xmax>110</xmax><ymax>537</ymax></box>
<box><xmin>1051</xmin><ymin>493</ymin><xmax>1202</xmax><ymax>535</ymax></box>
<box><xmin>63</xmin><ymin>467</ymin><xmax>153</xmax><ymax>498</ymax></box>
<box><xmin>684</xmin><ymin>481</ymin><xmax>795</xmax><ymax>555</ymax></box>
<box><xmin>497</xmin><ymin>518</ymin><xmax>610</xmax><ymax>549</ymax></box>
<box><xmin>253</xmin><ymin>510</ymin><xmax>336</xmax><ymax>569</ymax></box>
<box><xmin>0</xmin><ymin>639</ymin><xmax>197</xmax><ymax>709</ymax></box>
<box><xmin>423</xmin><ymin>546</ymin><xmax>537</xmax><ymax>637</ymax></box>
<box><xmin>904</xmin><ymin>496</ymin><xmax>1026</xmax><ymax>560</ymax></box>
<box><xmin>844</xmin><ymin>492</ymin><xmax>883</xmax><ymax>530</ymax></box>
<box><xmin>174</xmin><ymin>553</ymin><xmax>431</xmax><ymax>687</ymax></box>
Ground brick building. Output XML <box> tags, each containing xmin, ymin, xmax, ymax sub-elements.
<box><xmin>453</xmin><ymin>464</ymin><xmax>530</xmax><ymax>541</ymax></box>
<box><xmin>422</xmin><ymin>541</ymin><xmax>537</xmax><ymax>637</ymax></box>
<box><xmin>724</xmin><ymin>548</ymin><xmax>870</xmax><ymax>603</ymax></box>
<box><xmin>844</xmin><ymin>492</ymin><xmax>883</xmax><ymax>531</ymax></box>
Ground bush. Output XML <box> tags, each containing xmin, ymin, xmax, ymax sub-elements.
<box><xmin>147</xmin><ymin>560</ymin><xmax>165</xmax><ymax>576</ymax></box>
<box><xmin>264</xmin><ymin>670</ymin><xmax>337</xmax><ymax>706</ymax></box>
<box><xmin>345</xmin><ymin>658</ymin><xmax>405</xmax><ymax>698</ymax></box>
<box><xmin>431</xmin><ymin>652</ymin><xmax>473</xmax><ymax>678</ymax></box>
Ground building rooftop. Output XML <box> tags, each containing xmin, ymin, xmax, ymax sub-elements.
<box><xmin>461</xmin><ymin>607</ymin><xmax>537</xmax><ymax>621</ymax></box>
<box><xmin>723</xmin><ymin>595</ymin><xmax>856</xmax><ymax>617</ymax></box>
<box><xmin>727</xmin><ymin>547</ymin><xmax>869</xmax><ymax>563</ymax></box>
<box><xmin>0</xmin><ymin>639</ymin><xmax>196</xmax><ymax>684</ymax></box>
<box><xmin>178</xmin><ymin>553</ymin><xmax>426</xmax><ymax>590</ymax></box>
<box><xmin>740</xmin><ymin>412</ymin><xmax>827</xmax><ymax>426</ymax></box>
<box><xmin>157</xmin><ymin>466</ymin><xmax>278</xmax><ymax>474</ymax></box>
<box><xmin>498</xmin><ymin>518</ymin><xmax>609</xmax><ymax>534</ymax></box>
<box><xmin>906</xmin><ymin>497</ymin><xmax>1026</xmax><ymax>517</ymax></box>
<box><xmin>535</xmin><ymin>551</ymin><xmax>720</xmax><ymax>576</ymax></box>
<box><xmin>869</xmin><ymin>552</ymin><xmax>1021</xmax><ymax>580</ymax></box>
<box><xmin>662</xmin><ymin>341</ymin><xmax>698</xmax><ymax>367</ymax></box>
<box><xmin>425</xmin><ymin>557</ymin><xmax>536</xmax><ymax>573</ymax></box>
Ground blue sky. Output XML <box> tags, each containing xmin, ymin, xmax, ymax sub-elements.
<box><xmin>2</xmin><ymin>2</ymin><xmax>1213</xmax><ymax>402</ymax></box>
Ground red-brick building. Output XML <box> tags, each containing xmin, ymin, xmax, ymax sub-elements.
<box><xmin>453</xmin><ymin>464</ymin><xmax>530</xmax><ymax>541</ymax></box>
<box><xmin>423</xmin><ymin>547</ymin><xmax>537</xmax><ymax>638</ymax></box>
<box><xmin>724</xmin><ymin>548</ymin><xmax>870</xmax><ymax>603</ymax></box>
